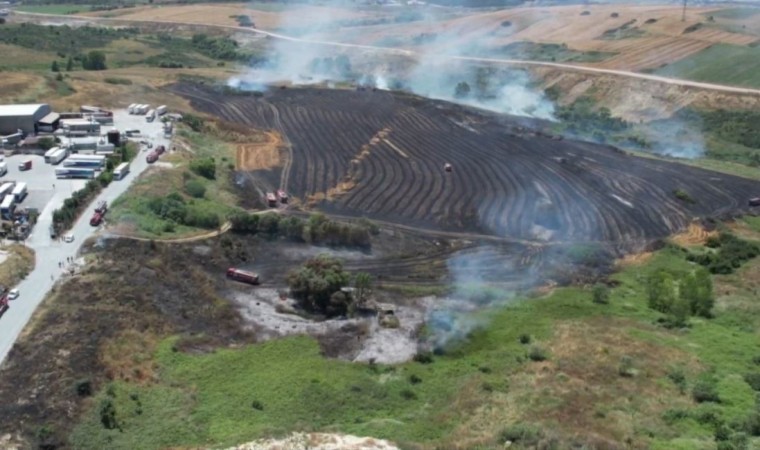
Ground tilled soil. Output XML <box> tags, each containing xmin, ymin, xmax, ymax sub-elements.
<box><xmin>168</xmin><ymin>82</ymin><xmax>760</xmax><ymax>249</ymax></box>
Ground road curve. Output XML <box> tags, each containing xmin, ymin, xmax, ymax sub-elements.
<box><xmin>12</xmin><ymin>10</ymin><xmax>760</xmax><ymax>97</ymax></box>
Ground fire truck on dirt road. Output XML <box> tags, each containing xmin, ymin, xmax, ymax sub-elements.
<box><xmin>226</xmin><ymin>268</ymin><xmax>259</xmax><ymax>285</ymax></box>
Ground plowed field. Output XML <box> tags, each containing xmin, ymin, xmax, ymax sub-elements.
<box><xmin>170</xmin><ymin>83</ymin><xmax>760</xmax><ymax>247</ymax></box>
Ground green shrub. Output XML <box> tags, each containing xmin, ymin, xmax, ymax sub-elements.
<box><xmin>673</xmin><ymin>189</ymin><xmax>696</xmax><ymax>204</ymax></box>
<box><xmin>185</xmin><ymin>179</ymin><xmax>206</xmax><ymax>198</ymax></box>
<box><xmin>528</xmin><ymin>346</ymin><xmax>548</xmax><ymax>362</ymax></box>
<box><xmin>743</xmin><ymin>373</ymin><xmax>760</xmax><ymax>391</ymax></box>
<box><xmin>500</xmin><ymin>423</ymin><xmax>543</xmax><ymax>445</ymax></box>
<box><xmin>592</xmin><ymin>283</ymin><xmax>610</xmax><ymax>304</ymax></box>
<box><xmin>189</xmin><ymin>157</ymin><xmax>216</xmax><ymax>180</ymax></box>
<box><xmin>74</xmin><ymin>379</ymin><xmax>92</xmax><ymax>397</ymax></box>
<box><xmin>692</xmin><ymin>381</ymin><xmax>720</xmax><ymax>403</ymax></box>
<box><xmin>413</xmin><ymin>352</ymin><xmax>434</xmax><ymax>364</ymax></box>
<box><xmin>251</xmin><ymin>400</ymin><xmax>264</xmax><ymax>411</ymax></box>
<box><xmin>409</xmin><ymin>374</ymin><xmax>422</xmax><ymax>384</ymax></box>
<box><xmin>519</xmin><ymin>333</ymin><xmax>531</xmax><ymax>344</ymax></box>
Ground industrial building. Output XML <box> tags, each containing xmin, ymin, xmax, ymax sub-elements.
<box><xmin>0</xmin><ymin>104</ymin><xmax>52</xmax><ymax>134</ymax></box>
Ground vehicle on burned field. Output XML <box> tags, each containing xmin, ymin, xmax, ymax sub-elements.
<box><xmin>226</xmin><ymin>268</ymin><xmax>259</xmax><ymax>285</ymax></box>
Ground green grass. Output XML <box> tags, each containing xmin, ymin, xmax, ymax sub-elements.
<box><xmin>704</xmin><ymin>7</ymin><xmax>760</xmax><ymax>20</ymax></box>
<box><xmin>68</xmin><ymin>234</ymin><xmax>760</xmax><ymax>448</ymax></box>
<box><xmin>742</xmin><ymin>216</ymin><xmax>760</xmax><ymax>234</ymax></box>
<box><xmin>654</xmin><ymin>44</ymin><xmax>760</xmax><ymax>89</ymax></box>
<box><xmin>13</xmin><ymin>4</ymin><xmax>92</xmax><ymax>14</ymax></box>
<box><xmin>110</xmin><ymin>128</ymin><xmax>237</xmax><ymax>238</ymax></box>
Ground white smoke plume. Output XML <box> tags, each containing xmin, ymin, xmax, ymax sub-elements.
<box><xmin>230</xmin><ymin>2</ymin><xmax>554</xmax><ymax>119</ymax></box>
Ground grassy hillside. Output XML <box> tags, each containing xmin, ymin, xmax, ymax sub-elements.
<box><xmin>654</xmin><ymin>44</ymin><xmax>760</xmax><ymax>89</ymax></box>
<box><xmin>66</xmin><ymin>231</ymin><xmax>760</xmax><ymax>449</ymax></box>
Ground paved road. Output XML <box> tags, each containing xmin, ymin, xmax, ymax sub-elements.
<box><xmin>0</xmin><ymin>111</ymin><xmax>169</xmax><ymax>365</ymax></box>
<box><xmin>12</xmin><ymin>10</ymin><xmax>760</xmax><ymax>97</ymax></box>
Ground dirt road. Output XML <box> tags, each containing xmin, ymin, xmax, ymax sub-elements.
<box><xmin>12</xmin><ymin>11</ymin><xmax>760</xmax><ymax>97</ymax></box>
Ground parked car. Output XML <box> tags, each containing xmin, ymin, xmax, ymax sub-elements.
<box><xmin>8</xmin><ymin>288</ymin><xmax>19</xmax><ymax>300</ymax></box>
<box><xmin>63</xmin><ymin>234</ymin><xmax>74</xmax><ymax>243</ymax></box>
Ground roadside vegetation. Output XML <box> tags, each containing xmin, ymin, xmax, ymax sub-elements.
<box><xmin>51</xmin><ymin>142</ymin><xmax>137</xmax><ymax>234</ymax></box>
<box><xmin>109</xmin><ymin>123</ymin><xmax>238</xmax><ymax>238</ymax></box>
<box><xmin>487</xmin><ymin>41</ymin><xmax>616</xmax><ymax>63</ymax></box>
<box><xmin>0</xmin><ymin>244</ymin><xmax>35</xmax><ymax>290</ymax></box>
<box><xmin>55</xmin><ymin>225</ymin><xmax>760</xmax><ymax>449</ymax></box>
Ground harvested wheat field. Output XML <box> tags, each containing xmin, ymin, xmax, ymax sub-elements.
<box><xmin>85</xmin><ymin>2</ymin><xmax>374</xmax><ymax>31</ymax></box>
<box><xmin>236</xmin><ymin>131</ymin><xmax>285</xmax><ymax>171</ymax></box>
<box><xmin>170</xmin><ymin>82</ymin><xmax>760</xmax><ymax>248</ymax></box>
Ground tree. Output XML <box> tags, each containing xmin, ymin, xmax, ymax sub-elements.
<box><xmin>51</xmin><ymin>60</ymin><xmax>59</xmax><ymax>72</ymax></box>
<box><xmin>592</xmin><ymin>283</ymin><xmax>610</xmax><ymax>304</ymax></box>
<box><xmin>668</xmin><ymin>295</ymin><xmax>691</xmax><ymax>328</ymax></box>
<box><xmin>55</xmin><ymin>72</ymin><xmax>64</xmax><ymax>82</ymax></box>
<box><xmin>647</xmin><ymin>271</ymin><xmax>677</xmax><ymax>313</ymax></box>
<box><xmin>66</xmin><ymin>56</ymin><xmax>73</xmax><ymax>72</ymax></box>
<box><xmin>684</xmin><ymin>267</ymin><xmax>714</xmax><ymax>318</ymax></box>
<box><xmin>82</xmin><ymin>50</ymin><xmax>107</xmax><ymax>70</ymax></box>
<box><xmin>354</xmin><ymin>272</ymin><xmax>372</xmax><ymax>304</ymax></box>
<box><xmin>454</xmin><ymin>81</ymin><xmax>471</xmax><ymax>98</ymax></box>
<box><xmin>287</xmin><ymin>255</ymin><xmax>351</xmax><ymax>317</ymax></box>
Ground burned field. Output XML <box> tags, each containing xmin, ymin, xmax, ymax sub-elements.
<box><xmin>170</xmin><ymin>82</ymin><xmax>759</xmax><ymax>248</ymax></box>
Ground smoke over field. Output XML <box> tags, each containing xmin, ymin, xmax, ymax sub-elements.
<box><xmin>230</xmin><ymin>1</ymin><xmax>554</xmax><ymax>119</ymax></box>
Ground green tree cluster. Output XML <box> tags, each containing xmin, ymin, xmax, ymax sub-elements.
<box><xmin>229</xmin><ymin>212</ymin><xmax>372</xmax><ymax>249</ymax></box>
<box><xmin>82</xmin><ymin>50</ymin><xmax>106</xmax><ymax>70</ymax></box>
<box><xmin>646</xmin><ymin>267</ymin><xmax>714</xmax><ymax>326</ymax></box>
<box><xmin>687</xmin><ymin>233</ymin><xmax>760</xmax><ymax>274</ymax></box>
<box><xmin>287</xmin><ymin>255</ymin><xmax>352</xmax><ymax>317</ymax></box>
<box><xmin>147</xmin><ymin>192</ymin><xmax>220</xmax><ymax>229</ymax></box>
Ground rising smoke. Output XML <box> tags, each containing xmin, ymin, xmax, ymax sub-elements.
<box><xmin>230</xmin><ymin>1</ymin><xmax>555</xmax><ymax>120</ymax></box>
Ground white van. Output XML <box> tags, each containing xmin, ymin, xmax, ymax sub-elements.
<box><xmin>0</xmin><ymin>162</ymin><xmax>6</xmax><ymax>176</ymax></box>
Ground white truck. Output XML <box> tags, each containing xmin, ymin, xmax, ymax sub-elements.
<box><xmin>156</xmin><ymin>105</ymin><xmax>168</xmax><ymax>116</ymax></box>
<box><xmin>0</xmin><ymin>162</ymin><xmax>7</xmax><ymax>177</ymax></box>
<box><xmin>146</xmin><ymin>109</ymin><xmax>156</xmax><ymax>122</ymax></box>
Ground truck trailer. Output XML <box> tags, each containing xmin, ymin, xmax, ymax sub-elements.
<box><xmin>113</xmin><ymin>162</ymin><xmax>130</xmax><ymax>180</ymax></box>
<box><xmin>49</xmin><ymin>148</ymin><xmax>68</xmax><ymax>165</ymax></box>
<box><xmin>11</xmin><ymin>182</ymin><xmax>26</xmax><ymax>202</ymax></box>
<box><xmin>0</xmin><ymin>182</ymin><xmax>14</xmax><ymax>198</ymax></box>
<box><xmin>55</xmin><ymin>168</ymin><xmax>96</xmax><ymax>179</ymax></box>
<box><xmin>226</xmin><ymin>268</ymin><xmax>259</xmax><ymax>285</ymax></box>
<box><xmin>0</xmin><ymin>194</ymin><xmax>15</xmax><ymax>219</ymax></box>
<box><xmin>266</xmin><ymin>193</ymin><xmax>277</xmax><ymax>207</ymax></box>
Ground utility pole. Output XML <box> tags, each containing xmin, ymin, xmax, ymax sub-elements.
<box><xmin>682</xmin><ymin>0</ymin><xmax>687</xmax><ymax>22</ymax></box>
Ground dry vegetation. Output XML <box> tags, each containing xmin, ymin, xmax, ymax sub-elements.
<box><xmin>0</xmin><ymin>244</ymin><xmax>34</xmax><ymax>290</ymax></box>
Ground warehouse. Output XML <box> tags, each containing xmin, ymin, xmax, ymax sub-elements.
<box><xmin>0</xmin><ymin>104</ymin><xmax>52</xmax><ymax>134</ymax></box>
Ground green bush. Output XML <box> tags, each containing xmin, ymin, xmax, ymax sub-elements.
<box><xmin>528</xmin><ymin>346</ymin><xmax>548</xmax><ymax>362</ymax></box>
<box><xmin>673</xmin><ymin>189</ymin><xmax>696</xmax><ymax>204</ymax></box>
<box><xmin>189</xmin><ymin>157</ymin><xmax>216</xmax><ymax>180</ymax></box>
<box><xmin>500</xmin><ymin>423</ymin><xmax>543</xmax><ymax>445</ymax></box>
<box><xmin>692</xmin><ymin>381</ymin><xmax>720</xmax><ymax>403</ymax></box>
<box><xmin>185</xmin><ymin>179</ymin><xmax>206</xmax><ymax>198</ymax></box>
<box><xmin>592</xmin><ymin>283</ymin><xmax>610</xmax><ymax>304</ymax></box>
<box><xmin>519</xmin><ymin>333</ymin><xmax>531</xmax><ymax>344</ymax></box>
<box><xmin>744</xmin><ymin>373</ymin><xmax>760</xmax><ymax>391</ymax></box>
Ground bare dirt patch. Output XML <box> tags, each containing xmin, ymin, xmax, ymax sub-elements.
<box><xmin>227</xmin><ymin>432</ymin><xmax>399</xmax><ymax>450</ymax></box>
<box><xmin>236</xmin><ymin>131</ymin><xmax>284</xmax><ymax>171</ymax></box>
<box><xmin>230</xmin><ymin>286</ymin><xmax>424</xmax><ymax>364</ymax></box>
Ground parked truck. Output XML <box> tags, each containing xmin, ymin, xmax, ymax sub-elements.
<box><xmin>277</xmin><ymin>190</ymin><xmax>289</xmax><ymax>204</ymax></box>
<box><xmin>146</xmin><ymin>151</ymin><xmax>159</xmax><ymax>164</ymax></box>
<box><xmin>146</xmin><ymin>109</ymin><xmax>156</xmax><ymax>122</ymax></box>
<box><xmin>155</xmin><ymin>145</ymin><xmax>166</xmax><ymax>155</ymax></box>
<box><xmin>0</xmin><ymin>162</ymin><xmax>7</xmax><ymax>177</ymax></box>
<box><xmin>11</xmin><ymin>182</ymin><xmax>26</xmax><ymax>202</ymax></box>
<box><xmin>156</xmin><ymin>105</ymin><xmax>168</xmax><ymax>116</ymax></box>
<box><xmin>750</xmin><ymin>197</ymin><xmax>760</xmax><ymax>207</ymax></box>
<box><xmin>55</xmin><ymin>168</ymin><xmax>96</xmax><ymax>179</ymax></box>
<box><xmin>266</xmin><ymin>192</ymin><xmax>277</xmax><ymax>207</ymax></box>
<box><xmin>226</xmin><ymin>268</ymin><xmax>259</xmax><ymax>285</ymax></box>
<box><xmin>113</xmin><ymin>162</ymin><xmax>130</xmax><ymax>180</ymax></box>
<box><xmin>90</xmin><ymin>202</ymin><xmax>107</xmax><ymax>226</ymax></box>
<box><xmin>18</xmin><ymin>160</ymin><xmax>31</xmax><ymax>171</ymax></box>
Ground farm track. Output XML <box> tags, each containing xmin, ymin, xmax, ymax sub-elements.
<box><xmin>169</xmin><ymin>83</ymin><xmax>760</xmax><ymax>250</ymax></box>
